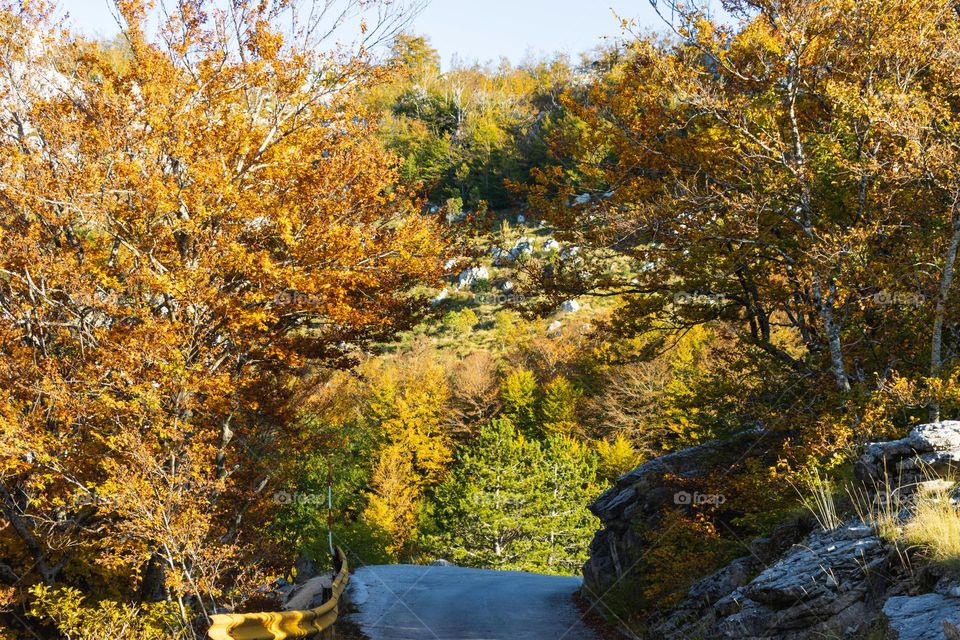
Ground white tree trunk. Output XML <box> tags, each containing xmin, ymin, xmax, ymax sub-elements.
<box><xmin>930</xmin><ymin>215</ymin><xmax>960</xmax><ymax>421</ymax></box>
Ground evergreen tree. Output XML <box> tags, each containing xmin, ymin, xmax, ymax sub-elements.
<box><xmin>595</xmin><ymin>435</ymin><xmax>640</xmax><ymax>484</ymax></box>
<box><xmin>426</xmin><ymin>420</ymin><xmax>597</xmax><ymax>574</ymax></box>
<box><xmin>429</xmin><ymin>418</ymin><xmax>538</xmax><ymax>568</ymax></box>
<box><xmin>530</xmin><ymin>436</ymin><xmax>598</xmax><ymax>574</ymax></box>
<box><xmin>539</xmin><ymin>375</ymin><xmax>582</xmax><ymax>435</ymax></box>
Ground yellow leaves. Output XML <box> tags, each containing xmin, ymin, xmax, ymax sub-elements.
<box><xmin>29</xmin><ymin>582</ymin><xmax>195</xmax><ymax>639</ymax></box>
<box><xmin>0</xmin><ymin>0</ymin><xmax>445</xmax><ymax>610</ymax></box>
<box><xmin>364</xmin><ymin>444</ymin><xmax>421</xmax><ymax>557</ymax></box>
<box><xmin>248</xmin><ymin>20</ymin><xmax>284</xmax><ymax>60</ymax></box>
<box><xmin>595</xmin><ymin>434</ymin><xmax>640</xmax><ymax>482</ymax></box>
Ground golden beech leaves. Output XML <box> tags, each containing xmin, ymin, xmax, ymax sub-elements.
<box><xmin>0</xmin><ymin>0</ymin><xmax>443</xmax><ymax>625</ymax></box>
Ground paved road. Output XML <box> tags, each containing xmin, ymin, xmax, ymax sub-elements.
<box><xmin>345</xmin><ymin>564</ymin><xmax>600</xmax><ymax>640</ymax></box>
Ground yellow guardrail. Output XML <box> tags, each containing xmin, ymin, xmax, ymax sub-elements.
<box><xmin>208</xmin><ymin>548</ymin><xmax>349</xmax><ymax>640</ymax></box>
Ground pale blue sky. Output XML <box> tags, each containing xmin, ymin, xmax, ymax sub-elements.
<box><xmin>59</xmin><ymin>0</ymin><xmax>677</xmax><ymax>67</ymax></box>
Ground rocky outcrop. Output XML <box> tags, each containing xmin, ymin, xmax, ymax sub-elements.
<box><xmin>651</xmin><ymin>524</ymin><xmax>890</xmax><ymax>639</ymax></box>
<box><xmin>650</xmin><ymin>519</ymin><xmax>817</xmax><ymax>639</ymax></box>
<box><xmin>855</xmin><ymin>421</ymin><xmax>960</xmax><ymax>489</ymax></box>
<box><xmin>583</xmin><ymin>428</ymin><xmax>783</xmax><ymax>602</ymax></box>
<box><xmin>584</xmin><ymin>420</ymin><xmax>960</xmax><ymax>640</ymax></box>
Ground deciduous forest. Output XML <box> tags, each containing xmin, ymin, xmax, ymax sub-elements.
<box><xmin>4</xmin><ymin>0</ymin><xmax>960</xmax><ymax>638</ymax></box>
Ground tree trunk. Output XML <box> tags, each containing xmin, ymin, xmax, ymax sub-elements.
<box><xmin>139</xmin><ymin>551</ymin><xmax>169</xmax><ymax>602</ymax></box>
<box><xmin>0</xmin><ymin>483</ymin><xmax>62</xmax><ymax>585</ymax></box>
<box><xmin>812</xmin><ymin>272</ymin><xmax>850</xmax><ymax>392</ymax></box>
<box><xmin>929</xmin><ymin>215</ymin><xmax>960</xmax><ymax>421</ymax></box>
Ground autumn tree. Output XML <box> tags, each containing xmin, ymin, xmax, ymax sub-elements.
<box><xmin>528</xmin><ymin>0</ymin><xmax>960</xmax><ymax>434</ymax></box>
<box><xmin>500</xmin><ymin>368</ymin><xmax>538</xmax><ymax>434</ymax></box>
<box><xmin>362</xmin><ymin>347</ymin><xmax>452</xmax><ymax>556</ymax></box>
<box><xmin>0</xmin><ymin>0</ymin><xmax>440</xmax><ymax>635</ymax></box>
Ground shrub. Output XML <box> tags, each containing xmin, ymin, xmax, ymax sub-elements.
<box><xmin>29</xmin><ymin>585</ymin><xmax>192</xmax><ymax>640</ymax></box>
<box><xmin>443</xmin><ymin>308</ymin><xmax>479</xmax><ymax>333</ymax></box>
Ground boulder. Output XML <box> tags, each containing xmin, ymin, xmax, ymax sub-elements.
<box><xmin>582</xmin><ymin>429</ymin><xmax>780</xmax><ymax>604</ymax></box>
<box><xmin>456</xmin><ymin>267</ymin><xmax>489</xmax><ymax>289</ymax></box>
<box><xmin>855</xmin><ymin>421</ymin><xmax>960</xmax><ymax>489</ymax></box>
<box><xmin>560</xmin><ymin>300</ymin><xmax>580</xmax><ymax>313</ymax></box>
<box><xmin>492</xmin><ymin>238</ymin><xmax>534</xmax><ymax>265</ymax></box>
<box><xmin>283</xmin><ymin>573</ymin><xmax>335</xmax><ymax>610</ymax></box>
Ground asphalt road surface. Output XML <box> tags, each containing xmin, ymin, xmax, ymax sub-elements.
<box><xmin>345</xmin><ymin>564</ymin><xmax>601</xmax><ymax>640</ymax></box>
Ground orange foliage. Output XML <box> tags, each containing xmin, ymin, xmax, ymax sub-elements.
<box><xmin>0</xmin><ymin>0</ymin><xmax>442</xmax><ymax>627</ymax></box>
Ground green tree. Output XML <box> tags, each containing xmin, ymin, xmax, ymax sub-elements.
<box><xmin>390</xmin><ymin>33</ymin><xmax>441</xmax><ymax>75</ymax></box>
<box><xmin>500</xmin><ymin>369</ymin><xmax>538</xmax><ymax>435</ymax></box>
<box><xmin>428</xmin><ymin>418</ymin><xmax>539</xmax><ymax>569</ymax></box>
<box><xmin>595</xmin><ymin>435</ymin><xmax>640</xmax><ymax>484</ymax></box>
<box><xmin>426</xmin><ymin>420</ymin><xmax>596</xmax><ymax>574</ymax></box>
<box><xmin>530</xmin><ymin>436</ymin><xmax>598</xmax><ymax>574</ymax></box>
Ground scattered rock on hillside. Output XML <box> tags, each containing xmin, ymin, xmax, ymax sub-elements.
<box><xmin>560</xmin><ymin>300</ymin><xmax>580</xmax><ymax>313</ymax></box>
<box><xmin>492</xmin><ymin>238</ymin><xmax>533</xmax><ymax>265</ymax></box>
<box><xmin>457</xmin><ymin>267</ymin><xmax>489</xmax><ymax>289</ymax></box>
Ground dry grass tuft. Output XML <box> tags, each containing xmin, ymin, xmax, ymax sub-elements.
<box><xmin>904</xmin><ymin>494</ymin><xmax>960</xmax><ymax>570</ymax></box>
